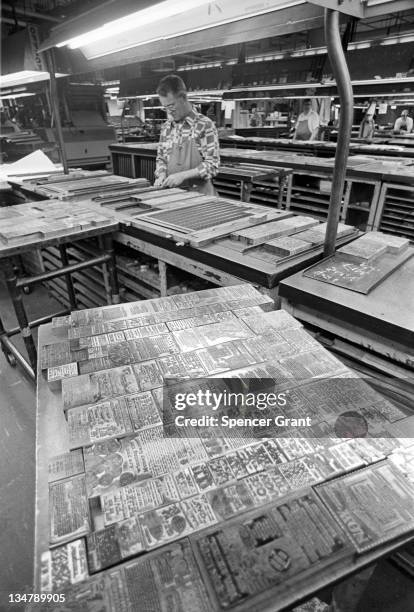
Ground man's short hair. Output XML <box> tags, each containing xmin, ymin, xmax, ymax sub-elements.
<box><xmin>303</xmin><ymin>98</ymin><xmax>312</xmax><ymax>104</ymax></box>
<box><xmin>157</xmin><ymin>75</ymin><xmax>187</xmax><ymax>98</ymax></box>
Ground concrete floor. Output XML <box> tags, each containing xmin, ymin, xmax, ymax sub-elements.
<box><xmin>0</xmin><ymin>279</ymin><xmax>413</xmax><ymax>611</ymax></box>
<box><xmin>0</xmin><ymin>278</ymin><xmax>62</xmax><ymax>611</ymax></box>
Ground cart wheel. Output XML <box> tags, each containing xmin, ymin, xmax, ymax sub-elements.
<box><xmin>23</xmin><ymin>286</ymin><xmax>31</xmax><ymax>295</ymax></box>
<box><xmin>6</xmin><ymin>352</ymin><xmax>17</xmax><ymax>367</ymax></box>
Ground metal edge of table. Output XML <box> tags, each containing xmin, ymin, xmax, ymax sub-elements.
<box><xmin>119</xmin><ymin>225</ymin><xmax>358</xmax><ymax>289</ymax></box>
<box><xmin>278</xmin><ymin>251</ymin><xmax>414</xmax><ymax>349</ymax></box>
<box><xmin>33</xmin><ymin>322</ymin><xmax>414</xmax><ymax>610</ymax></box>
<box><xmin>0</xmin><ymin>222</ymin><xmax>120</xmax><ymax>259</ymax></box>
<box><xmin>34</xmin><ymin>323</ymin><xmax>71</xmax><ymax>592</ymax></box>
<box><xmin>281</xmin><ymin>300</ymin><xmax>414</xmax><ymax>370</ymax></box>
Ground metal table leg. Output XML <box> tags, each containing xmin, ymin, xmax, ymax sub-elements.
<box><xmin>277</xmin><ymin>176</ymin><xmax>286</xmax><ymax>209</ymax></box>
<box><xmin>158</xmin><ymin>261</ymin><xmax>168</xmax><ymax>297</ymax></box>
<box><xmin>241</xmin><ymin>181</ymin><xmax>252</xmax><ymax>203</ymax></box>
<box><xmin>58</xmin><ymin>244</ymin><xmax>77</xmax><ymax>310</ymax></box>
<box><xmin>0</xmin><ymin>314</ymin><xmax>35</xmax><ymax>379</ymax></box>
<box><xmin>3</xmin><ymin>257</ymin><xmax>38</xmax><ymax>373</ymax></box>
<box><xmin>0</xmin><ymin>314</ymin><xmax>15</xmax><ymax>366</ymax></box>
<box><xmin>103</xmin><ymin>234</ymin><xmax>120</xmax><ymax>304</ymax></box>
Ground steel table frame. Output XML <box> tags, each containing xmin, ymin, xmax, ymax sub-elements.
<box><xmin>0</xmin><ymin>225</ymin><xmax>120</xmax><ymax>380</ymax></box>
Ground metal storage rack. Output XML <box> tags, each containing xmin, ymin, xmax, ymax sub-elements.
<box><xmin>373</xmin><ymin>183</ymin><xmax>414</xmax><ymax>241</ymax></box>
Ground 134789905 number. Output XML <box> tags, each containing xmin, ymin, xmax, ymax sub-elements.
<box><xmin>9</xmin><ymin>593</ymin><xmax>66</xmax><ymax>604</ymax></box>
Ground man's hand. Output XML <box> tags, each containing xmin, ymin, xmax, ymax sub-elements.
<box><xmin>162</xmin><ymin>171</ymin><xmax>188</xmax><ymax>188</ymax></box>
<box><xmin>154</xmin><ymin>176</ymin><xmax>166</xmax><ymax>187</ymax></box>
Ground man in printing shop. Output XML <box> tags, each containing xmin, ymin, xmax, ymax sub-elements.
<box><xmin>154</xmin><ymin>75</ymin><xmax>220</xmax><ymax>195</ymax></box>
<box><xmin>293</xmin><ymin>99</ymin><xmax>320</xmax><ymax>141</ymax></box>
<box><xmin>393</xmin><ymin>109</ymin><xmax>413</xmax><ymax>134</ymax></box>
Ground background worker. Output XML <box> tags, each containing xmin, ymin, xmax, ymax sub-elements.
<box><xmin>359</xmin><ymin>110</ymin><xmax>376</xmax><ymax>140</ymax></box>
<box><xmin>293</xmin><ymin>99</ymin><xmax>320</xmax><ymax>141</ymax></box>
<box><xmin>393</xmin><ymin>109</ymin><xmax>413</xmax><ymax>134</ymax></box>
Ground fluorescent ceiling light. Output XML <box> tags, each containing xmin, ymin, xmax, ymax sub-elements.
<box><xmin>58</xmin><ymin>0</ymin><xmax>214</xmax><ymax>49</ymax></box>
<box><xmin>60</xmin><ymin>0</ymin><xmax>305</xmax><ymax>60</ymax></box>
<box><xmin>352</xmin><ymin>77</ymin><xmax>414</xmax><ymax>85</ymax></box>
<box><xmin>0</xmin><ymin>92</ymin><xmax>36</xmax><ymax>100</ymax></box>
<box><xmin>1</xmin><ymin>86</ymin><xmax>27</xmax><ymax>95</ymax></box>
<box><xmin>119</xmin><ymin>94</ymin><xmax>159</xmax><ymax>100</ymax></box>
<box><xmin>230</xmin><ymin>83</ymin><xmax>320</xmax><ymax>92</ymax></box>
<box><xmin>0</xmin><ymin>70</ymin><xmax>67</xmax><ymax>88</ymax></box>
<box><xmin>244</xmin><ymin>33</ymin><xmax>414</xmax><ymax>64</ymax></box>
<box><xmin>381</xmin><ymin>34</ymin><xmax>414</xmax><ymax>45</ymax></box>
<box><xmin>177</xmin><ymin>61</ymin><xmax>224</xmax><ymax>71</ymax></box>
<box><xmin>232</xmin><ymin>95</ymin><xmax>317</xmax><ymax>100</ymax></box>
<box><xmin>189</xmin><ymin>89</ymin><xmax>225</xmax><ymax>96</ymax></box>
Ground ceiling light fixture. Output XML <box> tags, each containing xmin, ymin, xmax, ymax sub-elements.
<box><xmin>0</xmin><ymin>92</ymin><xmax>36</xmax><ymax>100</ymax></box>
<box><xmin>57</xmin><ymin>0</ymin><xmax>222</xmax><ymax>49</ymax></box>
<box><xmin>55</xmin><ymin>0</ymin><xmax>306</xmax><ymax>59</ymax></box>
<box><xmin>0</xmin><ymin>70</ymin><xmax>67</xmax><ymax>88</ymax></box>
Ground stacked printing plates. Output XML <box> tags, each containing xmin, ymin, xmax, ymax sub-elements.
<box><xmin>27</xmin><ymin>175</ymin><xmax>150</xmax><ymax>201</ymax></box>
<box><xmin>304</xmin><ymin>232</ymin><xmax>412</xmax><ymax>294</ymax></box>
<box><xmin>0</xmin><ymin>200</ymin><xmax>115</xmax><ymax>248</ymax></box>
<box><xmin>213</xmin><ymin>163</ymin><xmax>292</xmax><ymax>207</ymax></box>
<box><xmin>37</xmin><ymin>284</ymin><xmax>414</xmax><ymax>610</ymax></box>
<box><xmin>107</xmin><ymin>189</ymin><xmax>292</xmax><ymax>247</ymax></box>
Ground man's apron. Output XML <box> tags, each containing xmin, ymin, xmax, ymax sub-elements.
<box><xmin>166</xmin><ymin>132</ymin><xmax>217</xmax><ymax>196</ymax></box>
<box><xmin>295</xmin><ymin>117</ymin><xmax>312</xmax><ymax>141</ymax></box>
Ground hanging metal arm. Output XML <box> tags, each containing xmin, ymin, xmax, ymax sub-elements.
<box><xmin>44</xmin><ymin>48</ymin><xmax>69</xmax><ymax>174</ymax></box>
<box><xmin>323</xmin><ymin>8</ymin><xmax>354</xmax><ymax>256</ymax></box>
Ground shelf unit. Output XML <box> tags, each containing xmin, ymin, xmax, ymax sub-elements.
<box><xmin>213</xmin><ymin>174</ymin><xmax>291</xmax><ymax>208</ymax></box>
<box><xmin>20</xmin><ymin>238</ymin><xmax>214</xmax><ymax>310</ymax></box>
<box><xmin>287</xmin><ymin>172</ymin><xmax>345</xmax><ymax>220</ymax></box>
<box><xmin>109</xmin><ymin>145</ymin><xmax>383</xmax><ymax>227</ymax></box>
<box><xmin>373</xmin><ymin>183</ymin><xmax>414</xmax><ymax>242</ymax></box>
<box><xmin>285</xmin><ymin>172</ymin><xmax>381</xmax><ymax>228</ymax></box>
<box><xmin>20</xmin><ymin>240</ymin><xmax>109</xmax><ymax>311</ymax></box>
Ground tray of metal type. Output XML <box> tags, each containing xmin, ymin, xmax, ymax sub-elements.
<box><xmin>136</xmin><ymin>190</ymin><xmax>202</xmax><ymax>205</ymax></box>
<box><xmin>93</xmin><ymin>190</ymin><xmax>203</xmax><ymax>223</ymax></box>
<box><xmin>132</xmin><ymin>198</ymin><xmax>304</xmax><ymax>247</ymax></box>
<box><xmin>34</xmin><ymin>177</ymin><xmax>149</xmax><ymax>199</ymax></box>
<box><xmin>27</xmin><ymin>170</ymin><xmax>110</xmax><ymax>185</ymax></box>
<box><xmin>132</xmin><ymin>197</ymin><xmax>284</xmax><ymax>245</ymax></box>
<box><xmin>0</xmin><ymin>201</ymin><xmax>116</xmax><ymax>251</ymax></box>
<box><xmin>94</xmin><ymin>197</ymin><xmax>155</xmax><ymax>217</ymax></box>
<box><xmin>142</xmin><ymin>199</ymin><xmax>251</xmax><ymax>230</ymax></box>
<box><xmin>217</xmin><ymin>164</ymin><xmax>280</xmax><ymax>182</ymax></box>
<box><xmin>34</xmin><ymin>175</ymin><xmax>130</xmax><ymax>193</ymax></box>
<box><xmin>92</xmin><ymin>186</ymin><xmax>159</xmax><ymax>203</ymax></box>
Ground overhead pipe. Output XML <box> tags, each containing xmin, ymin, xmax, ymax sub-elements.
<box><xmin>323</xmin><ymin>9</ymin><xmax>354</xmax><ymax>257</ymax></box>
